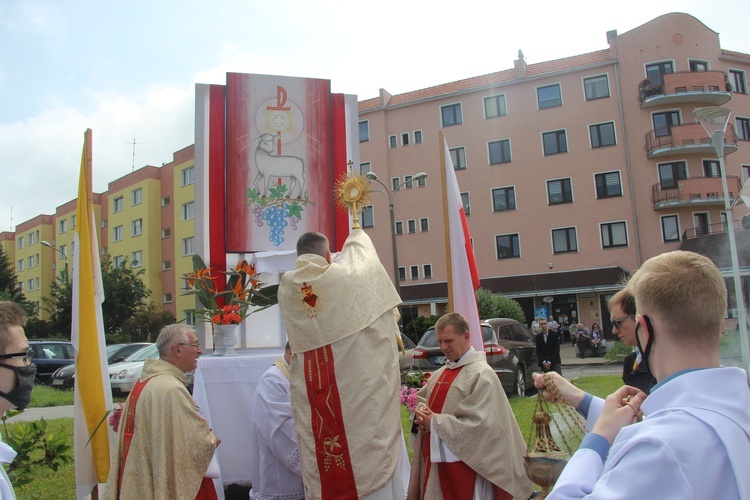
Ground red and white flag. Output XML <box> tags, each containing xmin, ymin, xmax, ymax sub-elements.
<box><xmin>440</xmin><ymin>132</ymin><xmax>483</xmax><ymax>351</ymax></box>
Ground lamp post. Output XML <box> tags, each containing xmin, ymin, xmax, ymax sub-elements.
<box><xmin>41</xmin><ymin>240</ymin><xmax>68</xmax><ymax>276</ymax></box>
<box><xmin>365</xmin><ymin>171</ymin><xmax>428</xmax><ymax>298</ymax></box>
<box><xmin>694</xmin><ymin>106</ymin><xmax>749</xmax><ymax>374</ymax></box>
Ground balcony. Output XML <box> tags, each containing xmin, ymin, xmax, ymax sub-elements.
<box><xmin>651</xmin><ymin>175</ymin><xmax>742</xmax><ymax>209</ymax></box>
<box><xmin>680</xmin><ymin>220</ymin><xmax>750</xmax><ymax>270</ymax></box>
<box><xmin>645</xmin><ymin>122</ymin><xmax>738</xmax><ymax>158</ymax></box>
<box><xmin>639</xmin><ymin>71</ymin><xmax>732</xmax><ymax>107</ymax></box>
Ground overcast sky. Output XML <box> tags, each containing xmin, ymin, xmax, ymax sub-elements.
<box><xmin>2</xmin><ymin>0</ymin><xmax>749</xmax><ymax>232</ymax></box>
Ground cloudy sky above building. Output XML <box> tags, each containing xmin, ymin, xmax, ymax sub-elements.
<box><xmin>2</xmin><ymin>0</ymin><xmax>749</xmax><ymax>231</ymax></box>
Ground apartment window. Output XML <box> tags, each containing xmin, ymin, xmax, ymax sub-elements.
<box><xmin>590</xmin><ymin>122</ymin><xmax>616</xmax><ymax>148</ymax></box>
<box><xmin>496</xmin><ymin>234</ymin><xmax>520</xmax><ymax>259</ymax></box>
<box><xmin>423</xmin><ymin>264</ymin><xmax>432</xmax><ymax>279</ymax></box>
<box><xmin>658</xmin><ymin>161</ymin><xmax>687</xmax><ymax>189</ymax></box>
<box><xmin>132</xmin><ymin>188</ymin><xmax>143</xmax><ymax>206</ymax></box>
<box><xmin>484</xmin><ymin>94</ymin><xmax>507</xmax><ymax>118</ymax></box>
<box><xmin>184</xmin><ymin>311</ymin><xmax>196</xmax><ymax>327</ymax></box>
<box><xmin>407</xmin><ymin>219</ymin><xmax>416</xmax><ymax>234</ymax></box>
<box><xmin>543</xmin><ymin>130</ymin><xmax>567</xmax><ymax>155</ymax></box>
<box><xmin>653</xmin><ymin>111</ymin><xmax>680</xmax><ymax>137</ymax></box>
<box><xmin>743</xmin><ymin>165</ymin><xmax>750</xmax><ymax>182</ymax></box>
<box><xmin>35</xmin><ymin>254</ymin><xmax>39</xmax><ymax>267</ymax></box>
<box><xmin>162</xmin><ymin>228</ymin><xmax>171</xmax><ymax>239</ymax></box>
<box><xmin>131</xmin><ymin>250</ymin><xmax>143</xmax><ymax>267</ymax></box>
<box><xmin>102</xmin><ymin>246</ymin><xmax>108</xmax><ymax>255</ymax></box>
<box><xmin>113</xmin><ymin>255</ymin><xmax>124</xmax><ymax>268</ymax></box>
<box><xmin>401</xmin><ymin>132</ymin><xmax>410</xmax><ymax>146</ymax></box>
<box><xmin>450</xmin><ymin>147</ymin><xmax>467</xmax><ymax>170</ymax></box>
<box><xmin>441</xmin><ymin>103</ymin><xmax>462</xmax><ymax>127</ymax></box>
<box><xmin>27</xmin><ymin>256</ymin><xmax>33</xmax><ymax>268</ymax></box>
<box><xmin>595</xmin><ymin>171</ymin><xmax>622</xmax><ymax>199</ymax></box>
<box><xmin>359</xmin><ymin>120</ymin><xmax>370</xmax><ymax>142</ymax></box>
<box><xmin>179</xmin><ymin>166</ymin><xmax>195</xmax><ymax>187</ymax></box>
<box><xmin>27</xmin><ymin>234</ymin><xmax>32</xmax><ymax>245</ymax></box>
<box><xmin>35</xmin><ymin>278</ymin><xmax>39</xmax><ymax>290</ymax></box>
<box><xmin>361</xmin><ymin>206</ymin><xmax>374</xmax><ymax>228</ymax></box>
<box><xmin>163</xmin><ymin>293</ymin><xmax>173</xmax><ymax>304</ymax></box>
<box><xmin>492</xmin><ymin>187</ymin><xmax>516</xmax><ymax>212</ymax></box>
<box><xmin>694</xmin><ymin>212</ymin><xmax>709</xmax><ymax>236</ymax></box>
<box><xmin>70</xmin><ymin>241</ymin><xmax>75</xmax><ymax>258</ymax></box>
<box><xmin>359</xmin><ymin>162</ymin><xmax>371</xmax><ymax>175</ymax></box>
<box><xmin>461</xmin><ymin>192</ymin><xmax>471</xmax><ymax>216</ymax></box>
<box><xmin>584</xmin><ymin>75</ymin><xmax>610</xmax><ymax>100</ymax></box>
<box><xmin>17</xmin><ymin>238</ymin><xmax>24</xmax><ymax>249</ymax></box>
<box><xmin>18</xmin><ymin>282</ymin><xmax>23</xmax><ymax>292</ymax></box>
<box><xmin>17</xmin><ymin>260</ymin><xmax>23</xmax><ymax>271</ymax></box>
<box><xmin>131</xmin><ymin>219</ymin><xmax>143</xmax><ymax>236</ymax></box>
<box><xmin>162</xmin><ymin>260</ymin><xmax>171</xmax><ymax>271</ymax></box>
<box><xmin>601</xmin><ymin>221</ymin><xmax>628</xmax><ymax>248</ymax></box>
<box><xmin>389</xmin><ymin>135</ymin><xmax>397</xmax><ymax>148</ymax></box>
<box><xmin>59</xmin><ymin>219</ymin><xmax>67</xmax><ymax>233</ymax></box>
<box><xmin>736</xmin><ymin>117</ymin><xmax>750</xmax><ymax>141</ymax></box>
<box><xmin>661</xmin><ymin>215</ymin><xmax>681</xmax><ymax>242</ymax></box>
<box><xmin>410</xmin><ymin>265</ymin><xmax>419</xmax><ymax>280</ymax></box>
<box><xmin>729</xmin><ymin>69</ymin><xmax>748</xmax><ymax>94</ymax></box>
<box><xmin>689</xmin><ymin>60</ymin><xmax>708</xmax><ymax>72</ymax></box>
<box><xmin>27</xmin><ymin>279</ymin><xmax>33</xmax><ymax>291</ymax></box>
<box><xmin>101</xmin><ymin>219</ymin><xmax>108</xmax><ymax>228</ymax></box>
<box><xmin>161</xmin><ymin>196</ymin><xmax>170</xmax><ymax>207</ymax></box>
<box><xmin>537</xmin><ymin>84</ymin><xmax>562</xmax><ymax>109</ymax></box>
<box><xmin>113</xmin><ymin>196</ymin><xmax>123</xmax><ymax>213</ymax></box>
<box><xmin>417</xmin><ymin>175</ymin><xmax>426</xmax><ymax>187</ymax></box>
<box><xmin>414</xmin><ymin>130</ymin><xmax>423</xmax><ymax>144</ymax></box>
<box><xmin>398</xmin><ymin>267</ymin><xmax>406</xmax><ymax>282</ymax></box>
<box><xmin>646</xmin><ymin>61</ymin><xmax>673</xmax><ymax>86</ymax></box>
<box><xmin>182</xmin><ymin>237</ymin><xmax>194</xmax><ymax>256</ymax></box>
<box><xmin>488</xmin><ymin>139</ymin><xmax>511</xmax><ymax>164</ymax></box>
<box><xmin>71</xmin><ymin>216</ymin><xmax>75</xmax><ymax>229</ymax></box>
<box><xmin>402</xmin><ymin>175</ymin><xmax>412</xmax><ymax>189</ymax></box>
<box><xmin>59</xmin><ymin>244</ymin><xmax>67</xmax><ymax>258</ymax></box>
<box><xmin>547</xmin><ymin>178</ymin><xmax>573</xmax><ymax>204</ymax></box>
<box><xmin>420</xmin><ymin>218</ymin><xmax>429</xmax><ymax>232</ymax></box>
<box><xmin>113</xmin><ymin>225</ymin><xmax>123</xmax><ymax>242</ymax></box>
<box><xmin>395</xmin><ymin>221</ymin><xmax>404</xmax><ymax>235</ymax></box>
<box><xmin>391</xmin><ymin>177</ymin><xmax>400</xmax><ymax>190</ymax></box>
<box><xmin>182</xmin><ymin>201</ymin><xmax>195</xmax><ymax>221</ymax></box>
<box><xmin>703</xmin><ymin>160</ymin><xmax>721</xmax><ymax>178</ymax></box>
<box><xmin>552</xmin><ymin>227</ymin><xmax>578</xmax><ymax>254</ymax></box>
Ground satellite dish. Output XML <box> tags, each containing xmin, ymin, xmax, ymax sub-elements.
<box><xmin>542</xmin><ymin>296</ymin><xmax>554</xmax><ymax>303</ymax></box>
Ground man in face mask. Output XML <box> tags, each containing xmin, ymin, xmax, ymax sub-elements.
<box><xmin>0</xmin><ymin>301</ymin><xmax>37</xmax><ymax>498</ymax></box>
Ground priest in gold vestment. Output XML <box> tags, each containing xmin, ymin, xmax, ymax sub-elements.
<box><xmin>279</xmin><ymin>229</ymin><xmax>404</xmax><ymax>499</ymax></box>
<box><xmin>408</xmin><ymin>313</ymin><xmax>533</xmax><ymax>500</ymax></box>
<box><xmin>104</xmin><ymin>324</ymin><xmax>219</xmax><ymax>500</ymax></box>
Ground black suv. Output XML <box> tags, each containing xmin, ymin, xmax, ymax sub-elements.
<box><xmin>29</xmin><ymin>340</ymin><xmax>75</xmax><ymax>383</ymax></box>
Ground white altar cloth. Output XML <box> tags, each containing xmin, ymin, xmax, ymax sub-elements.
<box><xmin>192</xmin><ymin>350</ymin><xmax>284</xmax><ymax>494</ymax></box>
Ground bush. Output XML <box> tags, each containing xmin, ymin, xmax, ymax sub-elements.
<box><xmin>404</xmin><ymin>315</ymin><xmax>439</xmax><ymax>344</ymax></box>
<box><xmin>1</xmin><ymin>417</ymin><xmax>72</xmax><ymax>486</ymax></box>
<box><xmin>604</xmin><ymin>340</ymin><xmax>632</xmax><ymax>361</ymax></box>
<box><xmin>476</xmin><ymin>288</ymin><xmax>525</xmax><ymax>323</ymax></box>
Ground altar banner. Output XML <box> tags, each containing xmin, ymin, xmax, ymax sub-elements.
<box><xmin>226</xmin><ymin>73</ymin><xmax>339</xmax><ymax>252</ymax></box>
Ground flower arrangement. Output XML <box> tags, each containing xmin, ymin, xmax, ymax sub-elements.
<box><xmin>108</xmin><ymin>402</ymin><xmax>124</xmax><ymax>432</ymax></box>
<box><xmin>182</xmin><ymin>254</ymin><xmax>278</xmax><ymax>324</ymax></box>
<box><xmin>400</xmin><ymin>370</ymin><xmax>431</xmax><ymax>412</ymax></box>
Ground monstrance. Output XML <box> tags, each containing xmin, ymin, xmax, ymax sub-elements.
<box><xmin>524</xmin><ymin>373</ymin><xmax>586</xmax><ymax>498</ymax></box>
<box><xmin>335</xmin><ymin>173</ymin><xmax>372</xmax><ymax>229</ymax></box>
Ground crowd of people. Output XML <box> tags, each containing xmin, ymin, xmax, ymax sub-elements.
<box><xmin>2</xmin><ymin>229</ymin><xmax>747</xmax><ymax>499</ymax></box>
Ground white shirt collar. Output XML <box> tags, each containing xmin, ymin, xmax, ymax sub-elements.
<box><xmin>445</xmin><ymin>346</ymin><xmax>475</xmax><ymax>370</ymax></box>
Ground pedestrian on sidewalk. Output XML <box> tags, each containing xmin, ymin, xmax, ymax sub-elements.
<box><xmin>535</xmin><ymin>319</ymin><xmax>562</xmax><ymax>375</ymax></box>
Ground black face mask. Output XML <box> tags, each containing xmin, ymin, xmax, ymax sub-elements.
<box><xmin>635</xmin><ymin>316</ymin><xmax>655</xmax><ymax>373</ymax></box>
<box><xmin>0</xmin><ymin>362</ymin><xmax>37</xmax><ymax>410</ymax></box>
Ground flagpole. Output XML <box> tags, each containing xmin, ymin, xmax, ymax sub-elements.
<box><xmin>439</xmin><ymin>130</ymin><xmax>454</xmax><ymax>312</ymax></box>
<box><xmin>85</xmin><ymin>129</ymin><xmax>93</xmax><ymax>209</ymax></box>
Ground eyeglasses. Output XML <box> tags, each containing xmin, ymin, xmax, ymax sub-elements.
<box><xmin>612</xmin><ymin>315</ymin><xmax>635</xmax><ymax>329</ymax></box>
<box><xmin>0</xmin><ymin>348</ymin><xmax>34</xmax><ymax>364</ymax></box>
<box><xmin>176</xmin><ymin>342</ymin><xmax>200</xmax><ymax>349</ymax></box>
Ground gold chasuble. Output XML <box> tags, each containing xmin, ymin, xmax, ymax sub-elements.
<box><xmin>279</xmin><ymin>229</ymin><xmax>403</xmax><ymax>499</ymax></box>
<box><xmin>407</xmin><ymin>351</ymin><xmax>534</xmax><ymax>500</ymax></box>
<box><xmin>104</xmin><ymin>359</ymin><xmax>217</xmax><ymax>500</ymax></box>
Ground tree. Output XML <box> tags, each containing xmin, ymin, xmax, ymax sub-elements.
<box><xmin>404</xmin><ymin>315</ymin><xmax>440</xmax><ymax>344</ymax></box>
<box><xmin>45</xmin><ymin>257</ymin><xmax>152</xmax><ymax>338</ymax></box>
<box><xmin>121</xmin><ymin>305</ymin><xmax>175</xmax><ymax>343</ymax></box>
<box><xmin>0</xmin><ymin>245</ymin><xmax>32</xmax><ymax>314</ymax></box>
<box><xmin>476</xmin><ymin>288</ymin><xmax>525</xmax><ymax>324</ymax></box>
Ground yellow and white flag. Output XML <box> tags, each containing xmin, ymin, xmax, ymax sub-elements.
<box><xmin>72</xmin><ymin>129</ymin><xmax>113</xmax><ymax>498</ymax></box>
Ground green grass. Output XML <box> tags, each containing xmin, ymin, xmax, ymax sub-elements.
<box><xmin>28</xmin><ymin>385</ymin><xmax>126</xmax><ymax>408</ymax></box>
<box><xmin>14</xmin><ymin>375</ymin><xmax>624</xmax><ymax>499</ymax></box>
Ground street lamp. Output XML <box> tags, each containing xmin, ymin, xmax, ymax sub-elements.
<box><xmin>693</xmin><ymin>106</ymin><xmax>749</xmax><ymax>374</ymax></box>
<box><xmin>365</xmin><ymin>171</ymin><xmax>428</xmax><ymax>298</ymax></box>
<box><xmin>41</xmin><ymin>240</ymin><xmax>68</xmax><ymax>276</ymax></box>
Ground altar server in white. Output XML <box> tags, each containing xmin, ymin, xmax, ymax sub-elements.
<box><xmin>535</xmin><ymin>251</ymin><xmax>750</xmax><ymax>499</ymax></box>
<box><xmin>249</xmin><ymin>342</ymin><xmax>304</xmax><ymax>500</ymax></box>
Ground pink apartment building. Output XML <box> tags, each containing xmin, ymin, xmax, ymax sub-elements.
<box><xmin>358</xmin><ymin>13</ymin><xmax>750</xmax><ymax>337</ymax></box>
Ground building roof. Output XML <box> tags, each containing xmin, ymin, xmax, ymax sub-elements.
<box><xmin>359</xmin><ymin>49</ymin><xmax>613</xmax><ymax>112</ymax></box>
<box><xmin>400</xmin><ymin>266</ymin><xmax>629</xmax><ymax>303</ymax></box>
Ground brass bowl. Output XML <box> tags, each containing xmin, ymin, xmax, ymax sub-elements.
<box><xmin>524</xmin><ymin>452</ymin><xmax>569</xmax><ymax>496</ymax></box>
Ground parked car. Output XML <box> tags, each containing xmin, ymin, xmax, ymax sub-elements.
<box><xmin>51</xmin><ymin>343</ymin><xmax>151</xmax><ymax>389</ymax></box>
<box><xmin>398</xmin><ymin>333</ymin><xmax>416</xmax><ymax>373</ymax></box>
<box><xmin>29</xmin><ymin>340</ymin><xmax>75</xmax><ymax>383</ymax></box>
<box><xmin>108</xmin><ymin>343</ymin><xmax>195</xmax><ymax>394</ymax></box>
<box><xmin>410</xmin><ymin>319</ymin><xmax>538</xmax><ymax>396</ymax></box>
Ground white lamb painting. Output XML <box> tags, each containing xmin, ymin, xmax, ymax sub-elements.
<box><xmin>253</xmin><ymin>133</ymin><xmax>307</xmax><ymax>198</ymax></box>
